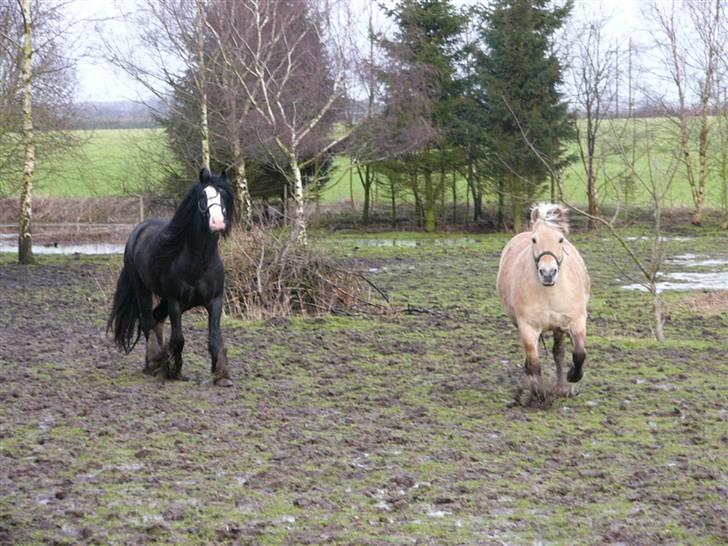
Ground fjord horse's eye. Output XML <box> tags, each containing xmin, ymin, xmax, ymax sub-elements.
<box><xmin>559</xmin><ymin>237</ymin><xmax>564</xmax><ymax>243</ymax></box>
<box><xmin>532</xmin><ymin>237</ymin><xmax>537</xmax><ymax>244</ymax></box>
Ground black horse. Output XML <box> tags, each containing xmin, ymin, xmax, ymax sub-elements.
<box><xmin>108</xmin><ymin>168</ymin><xmax>236</xmax><ymax>386</ymax></box>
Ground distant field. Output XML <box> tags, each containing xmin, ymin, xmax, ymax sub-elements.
<box><xmin>327</xmin><ymin>117</ymin><xmax>727</xmax><ymax>210</ymax></box>
<box><xmin>33</xmin><ymin>129</ymin><xmax>169</xmax><ymax>198</ymax></box>
<box><xmin>29</xmin><ymin>122</ymin><xmax>727</xmax><ymax>210</ymax></box>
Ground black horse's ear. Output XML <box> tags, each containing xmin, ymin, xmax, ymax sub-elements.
<box><xmin>199</xmin><ymin>167</ymin><xmax>211</xmax><ymax>184</ymax></box>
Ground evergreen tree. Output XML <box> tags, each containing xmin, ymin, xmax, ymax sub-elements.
<box><xmin>379</xmin><ymin>0</ymin><xmax>465</xmax><ymax>232</ymax></box>
<box><xmin>477</xmin><ymin>0</ymin><xmax>573</xmax><ymax>230</ymax></box>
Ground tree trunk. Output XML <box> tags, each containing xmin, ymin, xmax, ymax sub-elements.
<box><xmin>196</xmin><ymin>0</ymin><xmax>210</xmax><ymax>169</ymax></box>
<box><xmin>451</xmin><ymin>168</ymin><xmax>457</xmax><ymax>225</ymax></box>
<box><xmin>362</xmin><ymin>182</ymin><xmax>371</xmax><ymax>225</ymax></box>
<box><xmin>651</xmin><ymin>286</ymin><xmax>665</xmax><ymax>342</ymax></box>
<box><xmin>412</xmin><ymin>174</ymin><xmax>423</xmax><ymax>229</ymax></box>
<box><xmin>512</xmin><ymin>199</ymin><xmax>523</xmax><ymax>233</ymax></box>
<box><xmin>349</xmin><ymin>159</ymin><xmax>355</xmax><ymax>212</ymax></box>
<box><xmin>18</xmin><ymin>0</ymin><xmax>34</xmax><ymax>265</ymax></box>
<box><xmin>289</xmin><ymin>152</ymin><xmax>307</xmax><ymax>245</ymax></box>
<box><xmin>424</xmin><ymin>170</ymin><xmax>436</xmax><ymax>233</ymax></box>
<box><xmin>496</xmin><ymin>178</ymin><xmax>504</xmax><ymax>230</ymax></box>
<box><xmin>359</xmin><ymin>164</ymin><xmax>372</xmax><ymax>225</ymax></box>
<box><xmin>390</xmin><ymin>176</ymin><xmax>397</xmax><ymax>229</ymax></box>
<box><xmin>233</xmin><ymin>141</ymin><xmax>252</xmax><ymax>227</ymax></box>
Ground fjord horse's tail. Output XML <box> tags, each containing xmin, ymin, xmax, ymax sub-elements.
<box><xmin>107</xmin><ymin>265</ymin><xmax>141</xmax><ymax>354</ymax></box>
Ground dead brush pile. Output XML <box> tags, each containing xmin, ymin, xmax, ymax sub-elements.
<box><xmin>221</xmin><ymin>227</ymin><xmax>387</xmax><ymax>319</ymax></box>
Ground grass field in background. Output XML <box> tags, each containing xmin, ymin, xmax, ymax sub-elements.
<box><xmin>33</xmin><ymin>129</ymin><xmax>169</xmax><ymax>198</ymax></box>
<box><xmin>26</xmin><ymin>122</ymin><xmax>728</xmax><ymax>210</ymax></box>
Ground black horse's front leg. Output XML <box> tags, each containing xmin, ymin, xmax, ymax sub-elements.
<box><xmin>164</xmin><ymin>299</ymin><xmax>188</xmax><ymax>381</ymax></box>
<box><xmin>207</xmin><ymin>296</ymin><xmax>232</xmax><ymax>387</ymax></box>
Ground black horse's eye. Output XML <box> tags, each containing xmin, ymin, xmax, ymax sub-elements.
<box><xmin>532</xmin><ymin>237</ymin><xmax>536</xmax><ymax>244</ymax></box>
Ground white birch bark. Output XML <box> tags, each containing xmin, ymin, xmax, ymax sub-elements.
<box><xmin>18</xmin><ymin>0</ymin><xmax>34</xmax><ymax>264</ymax></box>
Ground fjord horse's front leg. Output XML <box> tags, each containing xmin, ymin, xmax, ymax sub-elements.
<box><xmin>567</xmin><ymin>325</ymin><xmax>586</xmax><ymax>383</ymax></box>
<box><xmin>518</xmin><ymin>322</ymin><xmax>542</xmax><ymax>380</ymax></box>
<box><xmin>207</xmin><ymin>295</ymin><xmax>232</xmax><ymax>387</ymax></box>
<box><xmin>164</xmin><ymin>299</ymin><xmax>187</xmax><ymax>381</ymax></box>
<box><xmin>553</xmin><ymin>329</ymin><xmax>566</xmax><ymax>388</ymax></box>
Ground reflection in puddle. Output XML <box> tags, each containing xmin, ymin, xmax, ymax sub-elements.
<box><xmin>0</xmin><ymin>242</ymin><xmax>125</xmax><ymax>255</ymax></box>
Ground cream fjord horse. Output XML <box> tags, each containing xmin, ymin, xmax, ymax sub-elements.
<box><xmin>496</xmin><ymin>203</ymin><xmax>590</xmax><ymax>391</ymax></box>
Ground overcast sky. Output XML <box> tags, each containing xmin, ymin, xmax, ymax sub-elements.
<box><xmin>73</xmin><ymin>0</ymin><xmax>646</xmax><ymax>103</ymax></box>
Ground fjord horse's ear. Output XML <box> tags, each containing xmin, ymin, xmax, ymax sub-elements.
<box><xmin>530</xmin><ymin>203</ymin><xmax>544</xmax><ymax>225</ymax></box>
<box><xmin>199</xmin><ymin>167</ymin><xmax>211</xmax><ymax>184</ymax></box>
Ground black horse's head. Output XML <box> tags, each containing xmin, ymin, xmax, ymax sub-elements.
<box><xmin>196</xmin><ymin>168</ymin><xmax>236</xmax><ymax>237</ymax></box>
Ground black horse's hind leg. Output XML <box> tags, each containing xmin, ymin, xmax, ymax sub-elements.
<box><xmin>165</xmin><ymin>299</ymin><xmax>188</xmax><ymax>381</ymax></box>
<box><xmin>207</xmin><ymin>296</ymin><xmax>232</xmax><ymax>387</ymax></box>
<box><xmin>143</xmin><ymin>299</ymin><xmax>170</xmax><ymax>376</ymax></box>
<box><xmin>131</xmin><ymin>280</ymin><xmax>164</xmax><ymax>376</ymax></box>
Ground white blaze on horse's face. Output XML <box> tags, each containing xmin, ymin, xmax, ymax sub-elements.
<box><xmin>532</xmin><ymin>225</ymin><xmax>564</xmax><ymax>287</ymax></box>
<box><xmin>203</xmin><ymin>186</ymin><xmax>226</xmax><ymax>233</ymax></box>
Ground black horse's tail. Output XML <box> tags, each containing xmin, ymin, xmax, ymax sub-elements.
<box><xmin>107</xmin><ymin>265</ymin><xmax>141</xmax><ymax>354</ymax></box>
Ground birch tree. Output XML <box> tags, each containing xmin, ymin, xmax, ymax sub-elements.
<box><xmin>102</xmin><ymin>0</ymin><xmax>213</xmax><ymax>179</ymax></box>
<box><xmin>568</xmin><ymin>14</ymin><xmax>617</xmax><ymax>228</ymax></box>
<box><xmin>647</xmin><ymin>0</ymin><xmax>722</xmax><ymax>226</ymax></box>
<box><xmin>205</xmin><ymin>0</ymin><xmax>351</xmax><ymax>244</ymax></box>
<box><xmin>17</xmin><ymin>0</ymin><xmax>33</xmax><ymax>264</ymax></box>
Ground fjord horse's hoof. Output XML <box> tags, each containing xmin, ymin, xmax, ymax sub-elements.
<box><xmin>567</xmin><ymin>365</ymin><xmax>583</xmax><ymax>383</ymax></box>
<box><xmin>214</xmin><ymin>376</ymin><xmax>233</xmax><ymax>387</ymax></box>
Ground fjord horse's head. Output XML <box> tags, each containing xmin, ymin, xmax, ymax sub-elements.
<box><xmin>529</xmin><ymin>203</ymin><xmax>569</xmax><ymax>287</ymax></box>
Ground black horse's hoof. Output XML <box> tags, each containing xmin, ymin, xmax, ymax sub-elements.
<box><xmin>567</xmin><ymin>365</ymin><xmax>583</xmax><ymax>383</ymax></box>
<box><xmin>142</xmin><ymin>364</ymin><xmax>159</xmax><ymax>376</ymax></box>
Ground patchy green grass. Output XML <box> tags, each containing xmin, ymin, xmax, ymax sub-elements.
<box><xmin>0</xmin><ymin>229</ymin><xmax>726</xmax><ymax>544</ymax></box>
<box><xmin>13</xmin><ymin>120</ymin><xmax>728</xmax><ymax>214</ymax></box>
<box><xmin>32</xmin><ymin>128</ymin><xmax>169</xmax><ymax>197</ymax></box>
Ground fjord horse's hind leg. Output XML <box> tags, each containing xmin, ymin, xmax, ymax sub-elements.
<box><xmin>207</xmin><ymin>295</ymin><xmax>232</xmax><ymax>387</ymax></box>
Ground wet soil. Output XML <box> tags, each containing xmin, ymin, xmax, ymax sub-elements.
<box><xmin>0</xmin><ymin>233</ymin><xmax>726</xmax><ymax>544</ymax></box>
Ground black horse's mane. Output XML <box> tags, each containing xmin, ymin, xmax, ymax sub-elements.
<box><xmin>155</xmin><ymin>174</ymin><xmax>236</xmax><ymax>263</ymax></box>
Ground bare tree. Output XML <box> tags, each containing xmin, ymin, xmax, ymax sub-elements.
<box><xmin>647</xmin><ymin>0</ymin><xmax>722</xmax><ymax>226</ymax></box>
<box><xmin>101</xmin><ymin>0</ymin><xmax>212</xmax><ymax>178</ymax></box>
<box><xmin>0</xmin><ymin>0</ymin><xmax>80</xmax><ymax>204</ymax></box>
<box><xmin>17</xmin><ymin>0</ymin><xmax>34</xmax><ymax>264</ymax></box>
<box><xmin>205</xmin><ymin>0</ymin><xmax>351</xmax><ymax>244</ymax></box>
<box><xmin>568</xmin><ymin>13</ymin><xmax>617</xmax><ymax>228</ymax></box>
<box><xmin>511</xmin><ymin>101</ymin><xmax>677</xmax><ymax>341</ymax></box>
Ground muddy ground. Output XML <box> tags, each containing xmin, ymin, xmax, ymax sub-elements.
<box><xmin>0</xmin><ymin>230</ymin><xmax>726</xmax><ymax>545</ymax></box>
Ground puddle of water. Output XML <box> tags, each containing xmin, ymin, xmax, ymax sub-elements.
<box><xmin>342</xmin><ymin>238</ymin><xmax>481</xmax><ymax>247</ymax></box>
<box><xmin>0</xmin><ymin>242</ymin><xmax>125</xmax><ymax>255</ymax></box>
<box><xmin>623</xmin><ymin>271</ymin><xmax>728</xmax><ymax>292</ymax></box>
<box><xmin>622</xmin><ymin>251</ymin><xmax>728</xmax><ymax>292</ymax></box>
<box><xmin>671</xmin><ymin>254</ymin><xmax>728</xmax><ymax>268</ymax></box>
<box><xmin>622</xmin><ymin>236</ymin><xmax>693</xmax><ymax>242</ymax></box>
